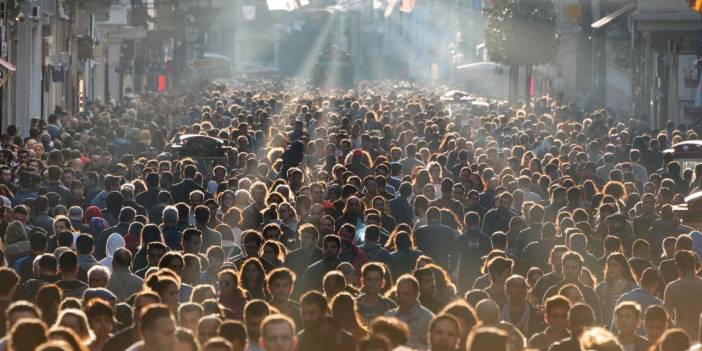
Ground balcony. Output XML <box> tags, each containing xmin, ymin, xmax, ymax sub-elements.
<box><xmin>632</xmin><ymin>0</ymin><xmax>702</xmax><ymax>31</ymax></box>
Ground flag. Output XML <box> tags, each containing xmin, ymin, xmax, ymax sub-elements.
<box><xmin>400</xmin><ymin>0</ymin><xmax>416</xmax><ymax>13</ymax></box>
<box><xmin>242</xmin><ymin>5</ymin><xmax>256</xmax><ymax>20</ymax></box>
<box><xmin>384</xmin><ymin>0</ymin><xmax>399</xmax><ymax>17</ymax></box>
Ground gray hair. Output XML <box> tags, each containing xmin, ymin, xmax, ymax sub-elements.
<box><xmin>162</xmin><ymin>205</ymin><xmax>179</xmax><ymax>224</ymax></box>
<box><xmin>68</xmin><ymin>206</ymin><xmax>84</xmax><ymax>221</ymax></box>
<box><xmin>87</xmin><ymin>265</ymin><xmax>111</xmax><ymax>281</ymax></box>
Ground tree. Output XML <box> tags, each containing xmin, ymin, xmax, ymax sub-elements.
<box><xmin>484</xmin><ymin>0</ymin><xmax>557</xmax><ymax>102</ymax></box>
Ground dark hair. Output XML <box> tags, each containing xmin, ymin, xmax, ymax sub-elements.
<box><xmin>85</xmin><ymin>298</ymin><xmax>113</xmax><ymax>321</ymax></box>
<box><xmin>675</xmin><ymin>250</ymin><xmax>696</xmax><ymax>273</ymax></box>
<box><xmin>266</xmin><ymin>267</ymin><xmax>296</xmax><ymax>287</ymax></box>
<box><xmin>29</xmin><ymin>231</ymin><xmax>48</xmax><ymax>252</ymax></box>
<box><xmin>545</xmin><ymin>295</ymin><xmax>570</xmax><ymax>315</ymax></box>
<box><xmin>140</xmin><ymin>304</ymin><xmax>172</xmax><ymax>334</ymax></box>
<box><xmin>9</xmin><ymin>318</ymin><xmax>48</xmax><ymax>351</ymax></box>
<box><xmin>218</xmin><ymin>320</ymin><xmax>247</xmax><ymax>345</ymax></box>
<box><xmin>300</xmin><ymin>290</ymin><xmax>328</xmax><ymax>314</ymax></box>
<box><xmin>244</xmin><ymin>299</ymin><xmax>271</xmax><ymax>318</ymax></box>
<box><xmin>369</xmin><ymin>316</ymin><xmax>409</xmax><ymax>347</ymax></box>
<box><xmin>57</xmin><ymin>231</ymin><xmax>74</xmax><ymax>247</ymax></box>
<box><xmin>75</xmin><ymin>234</ymin><xmax>94</xmax><ymax>255</ymax></box>
<box><xmin>0</xmin><ymin>268</ymin><xmax>20</xmax><ymax>296</ymax></box>
<box><xmin>58</xmin><ymin>250</ymin><xmax>78</xmax><ymax>273</ymax></box>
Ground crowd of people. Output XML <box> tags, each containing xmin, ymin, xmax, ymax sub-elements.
<box><xmin>0</xmin><ymin>79</ymin><xmax>701</xmax><ymax>351</ymax></box>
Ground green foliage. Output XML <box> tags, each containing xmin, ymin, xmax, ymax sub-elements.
<box><xmin>484</xmin><ymin>0</ymin><xmax>558</xmax><ymax>66</ymax></box>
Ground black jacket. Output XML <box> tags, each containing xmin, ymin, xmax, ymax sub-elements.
<box><xmin>170</xmin><ymin>179</ymin><xmax>203</xmax><ymax>204</ymax></box>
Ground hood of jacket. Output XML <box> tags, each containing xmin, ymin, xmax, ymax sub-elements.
<box><xmin>105</xmin><ymin>232</ymin><xmax>126</xmax><ymax>257</ymax></box>
<box><xmin>5</xmin><ymin>220</ymin><xmax>27</xmax><ymax>245</ymax></box>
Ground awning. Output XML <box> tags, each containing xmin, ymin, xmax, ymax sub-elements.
<box><xmin>591</xmin><ymin>2</ymin><xmax>636</xmax><ymax>31</ymax></box>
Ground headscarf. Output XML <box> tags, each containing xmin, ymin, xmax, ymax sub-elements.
<box><xmin>89</xmin><ymin>217</ymin><xmax>109</xmax><ymax>231</ymax></box>
<box><xmin>84</xmin><ymin>206</ymin><xmax>103</xmax><ymax>224</ymax></box>
<box><xmin>98</xmin><ymin>233</ymin><xmax>125</xmax><ymax>272</ymax></box>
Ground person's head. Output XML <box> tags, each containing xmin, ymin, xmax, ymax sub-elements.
<box><xmin>250</xmin><ymin>182</ymin><xmax>268</xmax><ymax>205</ymax></box>
<box><xmin>567</xmin><ymin>303</ymin><xmax>595</xmax><ymax>337</ymax></box>
<box><xmin>428</xmin><ymin>314</ymin><xmax>460</xmax><ymax>351</ymax></box>
<box><xmin>413</xmin><ymin>266</ymin><xmax>436</xmax><ymax>297</ymax></box>
<box><xmin>87</xmin><ymin>265</ymin><xmax>110</xmax><ymax>288</ymax></box>
<box><xmin>504</xmin><ymin>275</ymin><xmax>528</xmax><ymax>305</ymax></box>
<box><xmin>201</xmin><ymin>337</ymin><xmax>233</xmax><ymax>351</ymax></box>
<box><xmin>260</xmin><ymin>314</ymin><xmax>297</xmax><ymax>351</ymax></box>
<box><xmin>217</xmin><ymin>320</ymin><xmax>246</xmax><ymax>351</ymax></box>
<box><xmin>440</xmin><ymin>300</ymin><xmax>477</xmax><ymax>347</ymax></box>
<box><xmin>655</xmin><ymin>328</ymin><xmax>690</xmax><ymax>351</ymax></box>
<box><xmin>322</xmin><ymin>235</ymin><xmax>341</xmax><ymax>260</ymax></box>
<box><xmin>675</xmin><ymin>250</ymin><xmax>697</xmax><ymax>275</ymax></box>
<box><xmin>9</xmin><ymin>318</ymin><xmax>48</xmax><ymax>351</ymax></box>
<box><xmin>58</xmin><ymin>250</ymin><xmax>79</xmax><ymax>278</ymax></box>
<box><xmin>578</xmin><ymin>327</ymin><xmax>624</xmax><ymax>351</ymax></box>
<box><xmin>197</xmin><ymin>315</ymin><xmax>222</xmax><ymax>346</ymax></box>
<box><xmin>330</xmin><ymin>291</ymin><xmax>363</xmax><ymax>329</ymax></box>
<box><xmin>244</xmin><ymin>300</ymin><xmax>271</xmax><ymax>341</ymax></box>
<box><xmin>487</xmin><ymin>256</ymin><xmax>513</xmax><ymax>285</ymax></box>
<box><xmin>604</xmin><ymin>252</ymin><xmax>636</xmax><ymax>283</ymax></box>
<box><xmin>644</xmin><ymin>305</ymin><xmax>668</xmax><ymax>343</ymax></box>
<box><xmin>361</xmin><ymin>262</ymin><xmax>386</xmax><ymax>295</ymax></box>
<box><xmin>85</xmin><ymin>298</ymin><xmax>114</xmax><ymax>341</ymax></box>
<box><xmin>358</xmin><ymin>336</ymin><xmax>391</xmax><ymax>351</ymax></box>
<box><xmin>497</xmin><ymin>192</ymin><xmax>513</xmax><ymax>212</ymax></box>
<box><xmin>240</xmin><ymin>257</ymin><xmax>266</xmax><ymax>291</ymax></box>
<box><xmin>182</xmin><ymin>228</ymin><xmax>203</xmax><ymax>253</ymax></box>
<box><xmin>300</xmin><ymin>290</ymin><xmax>329</xmax><ymax>331</ymax></box>
<box><xmin>241</xmin><ymin>230</ymin><xmax>264</xmax><ymax>257</ymax></box>
<box><xmin>178</xmin><ymin>303</ymin><xmax>204</xmax><ymax>335</ymax></box>
<box><xmin>561</xmin><ymin>251</ymin><xmax>584</xmax><ymax>281</ymax></box>
<box><xmin>613</xmin><ymin>302</ymin><xmax>640</xmax><ymax>336</ymax></box>
<box><xmin>466</xmin><ymin>326</ymin><xmax>509</xmax><ymax>351</ymax></box>
<box><xmin>323</xmin><ymin>270</ymin><xmax>346</xmax><ymax>300</ymax></box>
<box><xmin>174</xmin><ymin>328</ymin><xmax>199</xmax><ymax>351</ymax></box>
<box><xmin>5</xmin><ymin>301</ymin><xmax>41</xmax><ymax>337</ymax></box>
<box><xmin>266</xmin><ymin>268</ymin><xmax>296</xmax><ymax>302</ymax></box>
<box><xmin>132</xmin><ymin>290</ymin><xmax>161</xmax><ymax>326</ymax></box>
<box><xmin>146</xmin><ymin>242</ymin><xmax>168</xmax><ymax>267</ymax></box>
<box><xmin>0</xmin><ymin>267</ymin><xmax>20</xmax><ymax>299</ymax></box>
<box><xmin>29</xmin><ymin>231</ymin><xmax>48</xmax><ymax>254</ymax></box>
<box><xmin>369</xmin><ymin>317</ymin><xmax>410</xmax><ymax>348</ymax></box>
<box><xmin>140</xmin><ymin>304</ymin><xmax>177</xmax><ymax>350</ymax></box>
<box><xmin>56</xmin><ymin>308</ymin><xmax>91</xmax><ymax>342</ymax></box>
<box><xmin>395</xmin><ymin>274</ymin><xmax>420</xmax><ymax>310</ymax></box>
<box><xmin>543</xmin><ymin>295</ymin><xmax>570</xmax><ymax>333</ymax></box>
<box><xmin>158</xmin><ymin>251</ymin><xmax>185</xmax><ymax>277</ymax></box>
<box><xmin>298</xmin><ymin>224</ymin><xmax>319</xmax><ymax>251</ymax></box>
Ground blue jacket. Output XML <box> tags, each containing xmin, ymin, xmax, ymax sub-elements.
<box><xmin>389</xmin><ymin>196</ymin><xmax>413</xmax><ymax>225</ymax></box>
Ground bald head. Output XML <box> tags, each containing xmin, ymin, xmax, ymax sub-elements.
<box><xmin>113</xmin><ymin>248</ymin><xmax>132</xmax><ymax>269</ymax></box>
<box><xmin>475</xmin><ymin>299</ymin><xmax>500</xmax><ymax>324</ymax></box>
